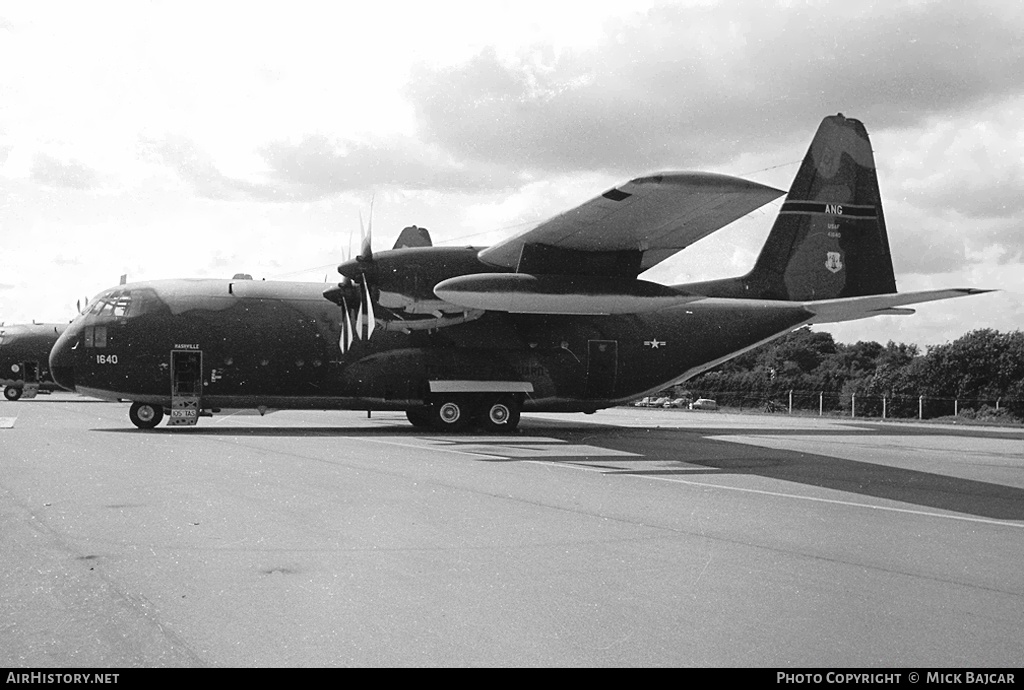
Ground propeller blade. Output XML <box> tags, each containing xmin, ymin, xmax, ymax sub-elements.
<box><xmin>342</xmin><ymin>296</ymin><xmax>350</xmax><ymax>352</ymax></box>
<box><xmin>358</xmin><ymin>197</ymin><xmax>374</xmax><ymax>262</ymax></box>
<box><xmin>355</xmin><ymin>296</ymin><xmax>364</xmax><ymax>340</ymax></box>
<box><xmin>339</xmin><ymin>298</ymin><xmax>355</xmax><ymax>353</ymax></box>
<box><xmin>363</xmin><ymin>279</ymin><xmax>375</xmax><ymax>339</ymax></box>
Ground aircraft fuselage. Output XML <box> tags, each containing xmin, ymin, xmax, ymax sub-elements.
<box><xmin>1</xmin><ymin>322</ymin><xmax>67</xmax><ymax>400</ymax></box>
<box><xmin>49</xmin><ymin>248</ymin><xmax>813</xmax><ymax>415</ymax></box>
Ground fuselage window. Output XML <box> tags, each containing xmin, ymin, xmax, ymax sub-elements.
<box><xmin>84</xmin><ymin>326</ymin><xmax>107</xmax><ymax>348</ymax></box>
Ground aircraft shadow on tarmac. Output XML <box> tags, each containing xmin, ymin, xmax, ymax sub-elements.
<box><xmin>11</xmin><ymin>398</ymin><xmax>108</xmax><ymax>403</ymax></box>
<box><xmin>97</xmin><ymin>418</ymin><xmax>1024</xmax><ymax>522</ymax></box>
<box><xmin>515</xmin><ymin>421</ymin><xmax>1024</xmax><ymax>522</ymax></box>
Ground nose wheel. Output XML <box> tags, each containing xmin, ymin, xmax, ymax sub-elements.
<box><xmin>3</xmin><ymin>386</ymin><xmax>22</xmax><ymax>401</ymax></box>
<box><xmin>129</xmin><ymin>402</ymin><xmax>165</xmax><ymax>429</ymax></box>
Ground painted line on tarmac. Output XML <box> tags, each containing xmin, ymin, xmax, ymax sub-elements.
<box><xmin>0</xmin><ymin>417</ymin><xmax>15</xmax><ymax>428</ymax></box>
<box><xmin>523</xmin><ymin>459</ymin><xmax>1024</xmax><ymax>530</ymax></box>
<box><xmin>357</xmin><ymin>437</ymin><xmax>500</xmax><ymax>460</ymax></box>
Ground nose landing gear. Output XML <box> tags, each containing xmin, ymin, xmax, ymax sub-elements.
<box><xmin>129</xmin><ymin>402</ymin><xmax>165</xmax><ymax>429</ymax></box>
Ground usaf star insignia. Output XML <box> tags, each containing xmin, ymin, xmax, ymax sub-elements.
<box><xmin>644</xmin><ymin>339</ymin><xmax>666</xmax><ymax>349</ymax></box>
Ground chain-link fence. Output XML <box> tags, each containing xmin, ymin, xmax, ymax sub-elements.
<box><xmin>639</xmin><ymin>389</ymin><xmax>1022</xmax><ymax>422</ymax></box>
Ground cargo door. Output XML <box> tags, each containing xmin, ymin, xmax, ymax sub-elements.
<box><xmin>585</xmin><ymin>340</ymin><xmax>618</xmax><ymax>399</ymax></box>
<box><xmin>169</xmin><ymin>350</ymin><xmax>202</xmax><ymax>427</ymax></box>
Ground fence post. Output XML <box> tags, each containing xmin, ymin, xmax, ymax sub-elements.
<box><xmin>955</xmin><ymin>399</ymin><xmax>958</xmax><ymax>416</ymax></box>
<box><xmin>996</xmin><ymin>397</ymin><xmax>1001</xmax><ymax>411</ymax></box>
<box><xmin>788</xmin><ymin>389</ymin><xmax>793</xmax><ymax>414</ymax></box>
<box><xmin>819</xmin><ymin>391</ymin><xmax>823</xmax><ymax>417</ymax></box>
<box><xmin>882</xmin><ymin>396</ymin><xmax>886</xmax><ymax>420</ymax></box>
<box><xmin>851</xmin><ymin>393</ymin><xmax>855</xmax><ymax>418</ymax></box>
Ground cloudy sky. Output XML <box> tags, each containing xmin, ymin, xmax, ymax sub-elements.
<box><xmin>1</xmin><ymin>0</ymin><xmax>1021</xmax><ymax>348</ymax></box>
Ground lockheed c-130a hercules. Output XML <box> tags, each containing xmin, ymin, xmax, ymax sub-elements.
<box><xmin>1</xmin><ymin>321</ymin><xmax>68</xmax><ymax>400</ymax></box>
<box><xmin>49</xmin><ymin>115</ymin><xmax>990</xmax><ymax>430</ymax></box>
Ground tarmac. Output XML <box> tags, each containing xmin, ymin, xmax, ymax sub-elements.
<box><xmin>2</xmin><ymin>393</ymin><xmax>1022</xmax><ymax>667</ymax></box>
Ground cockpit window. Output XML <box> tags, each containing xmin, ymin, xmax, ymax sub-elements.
<box><xmin>87</xmin><ymin>292</ymin><xmax>114</xmax><ymax>316</ymax></box>
<box><xmin>85</xmin><ymin>289</ymin><xmax>156</xmax><ymax>319</ymax></box>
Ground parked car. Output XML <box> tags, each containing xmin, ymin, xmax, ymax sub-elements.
<box><xmin>650</xmin><ymin>396</ymin><xmax>671</xmax><ymax>407</ymax></box>
<box><xmin>690</xmin><ymin>398</ymin><xmax>718</xmax><ymax>410</ymax></box>
<box><xmin>663</xmin><ymin>398</ymin><xmax>691</xmax><ymax>408</ymax></box>
<box><xmin>633</xmin><ymin>397</ymin><xmax>654</xmax><ymax>407</ymax></box>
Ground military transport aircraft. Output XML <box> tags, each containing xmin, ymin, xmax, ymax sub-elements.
<box><xmin>49</xmin><ymin>114</ymin><xmax>990</xmax><ymax>430</ymax></box>
<box><xmin>1</xmin><ymin>322</ymin><xmax>68</xmax><ymax>400</ymax></box>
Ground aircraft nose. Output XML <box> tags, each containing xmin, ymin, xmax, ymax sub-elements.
<box><xmin>49</xmin><ymin>328</ymin><xmax>77</xmax><ymax>391</ymax></box>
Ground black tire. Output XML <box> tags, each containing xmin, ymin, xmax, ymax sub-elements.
<box><xmin>477</xmin><ymin>395</ymin><xmax>521</xmax><ymax>433</ymax></box>
<box><xmin>405</xmin><ymin>407</ymin><xmax>433</xmax><ymax>428</ymax></box>
<box><xmin>429</xmin><ymin>397</ymin><xmax>470</xmax><ymax>432</ymax></box>
<box><xmin>129</xmin><ymin>402</ymin><xmax>164</xmax><ymax>429</ymax></box>
<box><xmin>4</xmin><ymin>386</ymin><xmax>22</xmax><ymax>401</ymax></box>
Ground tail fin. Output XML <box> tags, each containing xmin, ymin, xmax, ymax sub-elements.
<box><xmin>745</xmin><ymin>114</ymin><xmax>896</xmax><ymax>300</ymax></box>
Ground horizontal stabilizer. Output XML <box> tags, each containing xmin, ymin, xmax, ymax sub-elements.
<box><xmin>802</xmin><ymin>288</ymin><xmax>994</xmax><ymax>324</ymax></box>
<box><xmin>435</xmin><ymin>274</ymin><xmax>699</xmax><ymax>315</ymax></box>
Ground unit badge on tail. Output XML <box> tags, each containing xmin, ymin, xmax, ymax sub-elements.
<box><xmin>825</xmin><ymin>251</ymin><xmax>844</xmax><ymax>274</ymax></box>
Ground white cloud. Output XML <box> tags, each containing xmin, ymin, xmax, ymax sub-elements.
<box><xmin>0</xmin><ymin>0</ymin><xmax>1021</xmax><ymax>348</ymax></box>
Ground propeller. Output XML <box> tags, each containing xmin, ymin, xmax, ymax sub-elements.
<box><xmin>333</xmin><ymin>199</ymin><xmax>378</xmax><ymax>354</ymax></box>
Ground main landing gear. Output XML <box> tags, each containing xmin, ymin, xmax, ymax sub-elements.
<box><xmin>406</xmin><ymin>395</ymin><xmax>522</xmax><ymax>433</ymax></box>
<box><xmin>129</xmin><ymin>401</ymin><xmax>165</xmax><ymax>429</ymax></box>
<box><xmin>4</xmin><ymin>385</ymin><xmax>22</xmax><ymax>401</ymax></box>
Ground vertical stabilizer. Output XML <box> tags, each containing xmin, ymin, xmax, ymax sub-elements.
<box><xmin>744</xmin><ymin>114</ymin><xmax>897</xmax><ymax>300</ymax></box>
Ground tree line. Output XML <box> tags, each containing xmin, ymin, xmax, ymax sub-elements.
<box><xmin>677</xmin><ymin>327</ymin><xmax>1024</xmax><ymax>422</ymax></box>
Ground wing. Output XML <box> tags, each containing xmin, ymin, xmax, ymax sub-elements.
<box><xmin>477</xmin><ymin>172</ymin><xmax>784</xmax><ymax>274</ymax></box>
